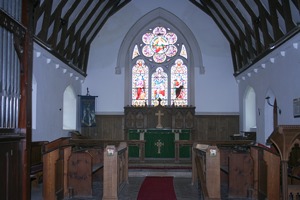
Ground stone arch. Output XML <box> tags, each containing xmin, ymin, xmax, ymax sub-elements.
<box><xmin>117</xmin><ymin>8</ymin><xmax>204</xmax><ymax>106</ymax></box>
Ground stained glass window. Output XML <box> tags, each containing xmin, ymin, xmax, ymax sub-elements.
<box><xmin>132</xmin><ymin>59</ymin><xmax>149</xmax><ymax>106</ymax></box>
<box><xmin>171</xmin><ymin>59</ymin><xmax>187</xmax><ymax>106</ymax></box>
<box><xmin>151</xmin><ymin>67</ymin><xmax>168</xmax><ymax>106</ymax></box>
<box><xmin>142</xmin><ymin>26</ymin><xmax>178</xmax><ymax>63</ymax></box>
<box><xmin>131</xmin><ymin>26</ymin><xmax>189</xmax><ymax>106</ymax></box>
<box><xmin>132</xmin><ymin>44</ymin><xmax>140</xmax><ymax>59</ymax></box>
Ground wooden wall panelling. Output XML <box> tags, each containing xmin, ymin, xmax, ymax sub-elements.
<box><xmin>81</xmin><ymin>115</ymin><xmax>124</xmax><ymax>140</ymax></box>
<box><xmin>82</xmin><ymin>114</ymin><xmax>239</xmax><ymax>142</ymax></box>
<box><xmin>194</xmin><ymin>115</ymin><xmax>239</xmax><ymax>141</ymax></box>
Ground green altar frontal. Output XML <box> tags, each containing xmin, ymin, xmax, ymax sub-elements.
<box><xmin>128</xmin><ymin>129</ymin><xmax>191</xmax><ymax>159</ymax></box>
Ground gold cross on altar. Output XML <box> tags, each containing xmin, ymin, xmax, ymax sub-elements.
<box><xmin>155</xmin><ymin>110</ymin><xmax>164</xmax><ymax>128</ymax></box>
<box><xmin>155</xmin><ymin>139</ymin><xmax>164</xmax><ymax>154</ymax></box>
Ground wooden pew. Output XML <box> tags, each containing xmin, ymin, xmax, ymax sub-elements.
<box><xmin>43</xmin><ymin>137</ymin><xmax>128</xmax><ymax>200</ymax></box>
<box><xmin>192</xmin><ymin>143</ymin><xmax>220</xmax><ymax>199</ymax></box>
<box><xmin>227</xmin><ymin>151</ymin><xmax>253</xmax><ymax>198</ymax></box>
<box><xmin>30</xmin><ymin>141</ymin><xmax>48</xmax><ymax>187</ymax></box>
<box><xmin>67</xmin><ymin>148</ymin><xmax>104</xmax><ymax>197</ymax></box>
<box><xmin>192</xmin><ymin>141</ymin><xmax>280</xmax><ymax>200</ymax></box>
<box><xmin>250</xmin><ymin>146</ymin><xmax>280</xmax><ymax>200</ymax></box>
<box><xmin>219</xmin><ymin>144</ymin><xmax>279</xmax><ymax>199</ymax></box>
<box><xmin>43</xmin><ymin>137</ymin><xmax>72</xmax><ymax>200</ymax></box>
<box><xmin>192</xmin><ymin>140</ymin><xmax>253</xmax><ymax>186</ymax></box>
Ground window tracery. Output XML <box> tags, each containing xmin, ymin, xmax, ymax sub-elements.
<box><xmin>131</xmin><ymin>25</ymin><xmax>189</xmax><ymax>106</ymax></box>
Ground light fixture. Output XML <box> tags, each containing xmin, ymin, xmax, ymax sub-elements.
<box><xmin>265</xmin><ymin>96</ymin><xmax>281</xmax><ymax>114</ymax></box>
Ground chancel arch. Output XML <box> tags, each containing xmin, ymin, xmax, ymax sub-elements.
<box><xmin>119</xmin><ymin>8</ymin><xmax>204</xmax><ymax>106</ymax></box>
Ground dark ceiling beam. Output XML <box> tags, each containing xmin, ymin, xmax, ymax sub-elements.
<box><xmin>292</xmin><ymin>0</ymin><xmax>300</xmax><ymax>11</ymax></box>
<box><xmin>88</xmin><ymin>0</ymin><xmax>131</xmax><ymax>45</ymax></box>
<box><xmin>191</xmin><ymin>0</ymin><xmax>235</xmax><ymax>45</ymax></box>
<box><xmin>282</xmin><ymin>0</ymin><xmax>297</xmax><ymax>32</ymax></box>
<box><xmin>253</xmin><ymin>0</ymin><xmax>274</xmax><ymax>45</ymax></box>
<box><xmin>204</xmin><ymin>0</ymin><xmax>239</xmax><ymax>44</ymax></box>
<box><xmin>268</xmin><ymin>0</ymin><xmax>284</xmax><ymax>40</ymax></box>
<box><xmin>33</xmin><ymin>0</ymin><xmax>87</xmax><ymax>76</ymax></box>
<box><xmin>33</xmin><ymin>0</ymin><xmax>46</xmax><ymax>30</ymax></box>
<box><xmin>217</xmin><ymin>0</ymin><xmax>256</xmax><ymax>65</ymax></box>
<box><xmin>216</xmin><ymin>0</ymin><xmax>245</xmax><ymax>38</ymax></box>
<box><xmin>62</xmin><ymin>1</ymin><xmax>105</xmax><ymax>70</ymax></box>
<box><xmin>73</xmin><ymin>1</ymin><xmax>116</xmax><ymax>64</ymax></box>
<box><xmin>190</xmin><ymin>0</ymin><xmax>247</xmax><ymax>71</ymax></box>
<box><xmin>240</xmin><ymin>2</ymin><xmax>263</xmax><ymax>55</ymax></box>
<box><xmin>189</xmin><ymin>0</ymin><xmax>210</xmax><ymax>15</ymax></box>
<box><xmin>240</xmin><ymin>1</ymin><xmax>270</xmax><ymax>52</ymax></box>
<box><xmin>46</xmin><ymin>0</ymin><xmax>68</xmax><ymax>45</ymax></box>
<box><xmin>56</xmin><ymin>0</ymin><xmax>91</xmax><ymax>55</ymax></box>
<box><xmin>82</xmin><ymin>0</ymin><xmax>132</xmax><ymax>72</ymax></box>
<box><xmin>204</xmin><ymin>0</ymin><xmax>253</xmax><ymax>69</ymax></box>
<box><xmin>36</xmin><ymin>0</ymin><xmax>53</xmax><ymax>40</ymax></box>
<box><xmin>226</xmin><ymin>0</ymin><xmax>259</xmax><ymax>58</ymax></box>
<box><xmin>32</xmin><ymin>0</ymin><xmax>299</xmax><ymax>75</ymax></box>
<box><xmin>74</xmin><ymin>1</ymin><xmax>117</xmax><ymax>70</ymax></box>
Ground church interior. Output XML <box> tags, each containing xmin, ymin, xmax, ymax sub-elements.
<box><xmin>1</xmin><ymin>0</ymin><xmax>300</xmax><ymax>199</ymax></box>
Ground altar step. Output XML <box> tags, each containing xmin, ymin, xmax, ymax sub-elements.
<box><xmin>129</xmin><ymin>168</ymin><xmax>192</xmax><ymax>178</ymax></box>
<box><xmin>128</xmin><ymin>160</ymin><xmax>192</xmax><ymax>178</ymax></box>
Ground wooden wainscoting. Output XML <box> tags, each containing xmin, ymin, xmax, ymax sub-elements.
<box><xmin>81</xmin><ymin>115</ymin><xmax>124</xmax><ymax>140</ymax></box>
<box><xmin>194</xmin><ymin>115</ymin><xmax>239</xmax><ymax>141</ymax></box>
<box><xmin>81</xmin><ymin>114</ymin><xmax>239</xmax><ymax>141</ymax></box>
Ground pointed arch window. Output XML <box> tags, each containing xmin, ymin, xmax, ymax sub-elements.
<box><xmin>132</xmin><ymin>59</ymin><xmax>149</xmax><ymax>106</ymax></box>
<box><xmin>131</xmin><ymin>25</ymin><xmax>189</xmax><ymax>106</ymax></box>
<box><xmin>152</xmin><ymin>67</ymin><xmax>168</xmax><ymax>106</ymax></box>
<box><xmin>63</xmin><ymin>85</ymin><xmax>77</xmax><ymax>130</ymax></box>
<box><xmin>171</xmin><ymin>59</ymin><xmax>188</xmax><ymax>106</ymax></box>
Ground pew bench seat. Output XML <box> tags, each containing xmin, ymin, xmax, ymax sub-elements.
<box><xmin>30</xmin><ymin>141</ymin><xmax>48</xmax><ymax>187</ymax></box>
<box><xmin>30</xmin><ymin>162</ymin><xmax>43</xmax><ymax>186</ymax></box>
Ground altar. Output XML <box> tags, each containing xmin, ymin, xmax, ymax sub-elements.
<box><xmin>124</xmin><ymin>104</ymin><xmax>195</xmax><ymax>161</ymax></box>
<box><xmin>128</xmin><ymin>129</ymin><xmax>191</xmax><ymax>159</ymax></box>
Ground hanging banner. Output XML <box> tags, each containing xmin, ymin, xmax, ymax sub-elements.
<box><xmin>80</xmin><ymin>95</ymin><xmax>97</xmax><ymax>127</ymax></box>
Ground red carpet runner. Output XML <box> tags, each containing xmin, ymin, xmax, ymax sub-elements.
<box><xmin>137</xmin><ymin>176</ymin><xmax>177</xmax><ymax>200</ymax></box>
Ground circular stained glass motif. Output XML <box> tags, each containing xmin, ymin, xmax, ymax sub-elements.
<box><xmin>150</xmin><ymin>36</ymin><xmax>169</xmax><ymax>54</ymax></box>
<box><xmin>142</xmin><ymin>45</ymin><xmax>154</xmax><ymax>57</ymax></box>
<box><xmin>142</xmin><ymin>26</ymin><xmax>178</xmax><ymax>63</ymax></box>
<box><xmin>153</xmin><ymin>53</ymin><xmax>167</xmax><ymax>63</ymax></box>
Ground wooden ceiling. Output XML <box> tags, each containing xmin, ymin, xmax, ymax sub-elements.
<box><xmin>33</xmin><ymin>0</ymin><xmax>300</xmax><ymax>76</ymax></box>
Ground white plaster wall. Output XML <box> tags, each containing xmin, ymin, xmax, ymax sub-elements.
<box><xmin>32</xmin><ymin>43</ymin><xmax>84</xmax><ymax>141</ymax></box>
<box><xmin>83</xmin><ymin>0</ymin><xmax>239</xmax><ymax>114</ymax></box>
<box><xmin>236</xmin><ymin>33</ymin><xmax>300</xmax><ymax>144</ymax></box>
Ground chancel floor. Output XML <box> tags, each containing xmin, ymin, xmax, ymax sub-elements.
<box><xmin>31</xmin><ymin>177</ymin><xmax>199</xmax><ymax>200</ymax></box>
<box><xmin>31</xmin><ymin>161</ymin><xmax>251</xmax><ymax>200</ymax></box>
